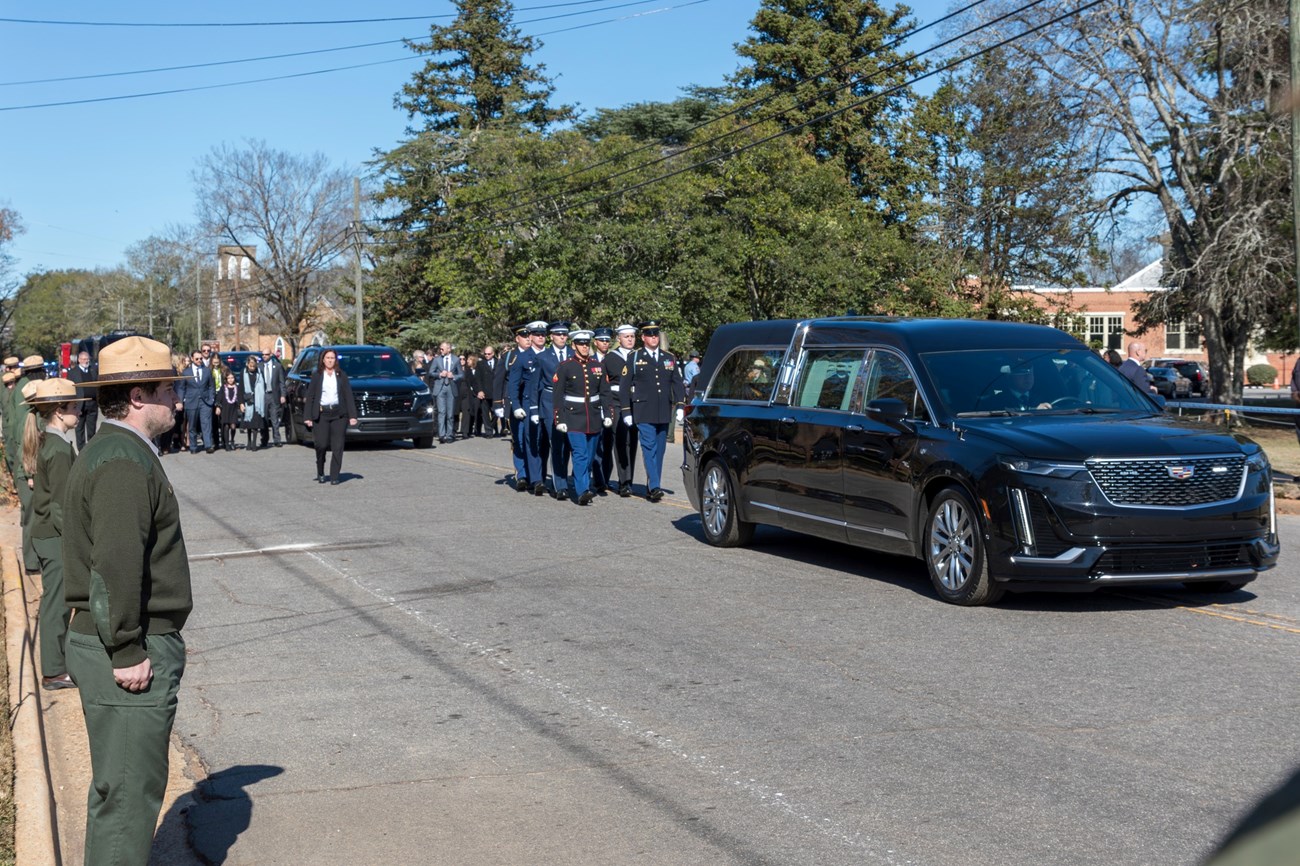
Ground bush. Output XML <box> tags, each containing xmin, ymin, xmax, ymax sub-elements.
<box><xmin>1246</xmin><ymin>363</ymin><xmax>1277</xmax><ymax>386</ymax></box>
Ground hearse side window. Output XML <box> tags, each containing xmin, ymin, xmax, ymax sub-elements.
<box><xmin>706</xmin><ymin>348</ymin><xmax>786</xmax><ymax>402</ymax></box>
<box><xmin>863</xmin><ymin>350</ymin><xmax>930</xmax><ymax>423</ymax></box>
<box><xmin>793</xmin><ymin>348</ymin><xmax>866</xmax><ymax>411</ymax></box>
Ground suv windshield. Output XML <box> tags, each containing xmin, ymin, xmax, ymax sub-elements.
<box><xmin>332</xmin><ymin>349</ymin><xmax>412</xmax><ymax>379</ymax></box>
<box><xmin>921</xmin><ymin>348</ymin><xmax>1156</xmax><ymax>416</ymax></box>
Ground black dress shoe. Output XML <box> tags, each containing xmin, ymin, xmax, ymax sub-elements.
<box><xmin>648</xmin><ymin>488</ymin><xmax>664</xmax><ymax>502</ymax></box>
<box><xmin>618</xmin><ymin>484</ymin><xmax>632</xmax><ymax>498</ymax></box>
<box><xmin>515</xmin><ymin>477</ymin><xmax>529</xmax><ymax>492</ymax></box>
<box><xmin>578</xmin><ymin>490</ymin><xmax>595</xmax><ymax>506</ymax></box>
<box><xmin>330</xmin><ymin>479</ymin><xmax>341</xmax><ymax>485</ymax></box>
<box><xmin>556</xmin><ymin>488</ymin><xmax>568</xmax><ymax>501</ymax></box>
<box><xmin>206</xmin><ymin>447</ymin><xmax>215</xmax><ymax>454</ymax></box>
<box><xmin>532</xmin><ymin>483</ymin><xmax>546</xmax><ymax>496</ymax></box>
<box><xmin>317</xmin><ymin>475</ymin><xmax>327</xmax><ymax>484</ymax></box>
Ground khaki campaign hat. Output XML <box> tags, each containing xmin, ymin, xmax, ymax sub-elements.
<box><xmin>80</xmin><ymin>337</ymin><xmax>185</xmax><ymax>386</ymax></box>
<box><xmin>3</xmin><ymin>356</ymin><xmax>19</xmax><ymax>368</ymax></box>
<box><xmin>20</xmin><ymin>354</ymin><xmax>45</xmax><ymax>371</ymax></box>
<box><xmin>24</xmin><ymin>377</ymin><xmax>91</xmax><ymax>406</ymax></box>
<box><xmin>2</xmin><ymin>371</ymin><xmax>16</xmax><ymax>385</ymax></box>
<box><xmin>20</xmin><ymin>381</ymin><xmax>38</xmax><ymax>401</ymax></box>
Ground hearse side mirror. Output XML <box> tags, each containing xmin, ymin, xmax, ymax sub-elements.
<box><xmin>865</xmin><ymin>397</ymin><xmax>910</xmax><ymax>428</ymax></box>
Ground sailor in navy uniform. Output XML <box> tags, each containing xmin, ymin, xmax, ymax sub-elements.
<box><xmin>589</xmin><ymin>327</ymin><xmax>615</xmax><ymax>494</ymax></box>
<box><xmin>552</xmin><ymin>330</ymin><xmax>613</xmax><ymax>505</ymax></box>
<box><xmin>516</xmin><ymin>321</ymin><xmax>549</xmax><ymax>494</ymax></box>
<box><xmin>497</xmin><ymin>324</ymin><xmax>533</xmax><ymax>490</ymax></box>
<box><xmin>532</xmin><ymin>321</ymin><xmax>574</xmax><ymax>499</ymax></box>
<box><xmin>604</xmin><ymin>324</ymin><xmax>639</xmax><ymax>497</ymax></box>
<box><xmin>617</xmin><ymin>320</ymin><xmax>685</xmax><ymax>502</ymax></box>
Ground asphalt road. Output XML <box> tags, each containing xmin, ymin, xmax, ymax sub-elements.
<box><xmin>159</xmin><ymin>434</ymin><xmax>1300</xmax><ymax>866</ymax></box>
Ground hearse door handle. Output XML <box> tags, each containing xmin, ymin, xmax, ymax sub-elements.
<box><xmin>844</xmin><ymin>424</ymin><xmax>864</xmax><ymax>432</ymax></box>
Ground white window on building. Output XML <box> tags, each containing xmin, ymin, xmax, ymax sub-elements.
<box><xmin>1087</xmin><ymin>314</ymin><xmax>1125</xmax><ymax>351</ymax></box>
<box><xmin>1165</xmin><ymin>320</ymin><xmax>1201</xmax><ymax>352</ymax></box>
<box><xmin>240</xmin><ymin>256</ymin><xmax>251</xmax><ymax>281</ymax></box>
<box><xmin>243</xmin><ymin>303</ymin><xmax>253</xmax><ymax>326</ymax></box>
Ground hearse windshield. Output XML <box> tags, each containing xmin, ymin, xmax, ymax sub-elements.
<box><xmin>920</xmin><ymin>348</ymin><xmax>1156</xmax><ymax>417</ymax></box>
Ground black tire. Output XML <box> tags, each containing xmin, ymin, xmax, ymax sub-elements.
<box><xmin>923</xmin><ymin>486</ymin><xmax>1004</xmax><ymax>606</ymax></box>
<box><xmin>699</xmin><ymin>459</ymin><xmax>754</xmax><ymax>547</ymax></box>
<box><xmin>413</xmin><ymin>436</ymin><xmax>434</xmax><ymax>449</ymax></box>
<box><xmin>1184</xmin><ymin>579</ymin><xmax>1248</xmax><ymax>594</ymax></box>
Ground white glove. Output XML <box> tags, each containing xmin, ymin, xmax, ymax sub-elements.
<box><xmin>530</xmin><ymin>414</ymin><xmax>540</xmax><ymax>424</ymax></box>
<box><xmin>602</xmin><ymin>417</ymin><xmax>613</xmax><ymax>428</ymax></box>
<box><xmin>675</xmin><ymin>408</ymin><xmax>684</xmax><ymax>423</ymax></box>
<box><xmin>556</xmin><ymin>423</ymin><xmax>568</xmax><ymax>433</ymax></box>
<box><xmin>513</xmin><ymin>408</ymin><xmax>525</xmax><ymax>420</ymax></box>
<box><xmin>495</xmin><ymin>407</ymin><xmax>505</xmax><ymax>419</ymax></box>
<box><xmin>622</xmin><ymin>415</ymin><xmax>634</xmax><ymax>427</ymax></box>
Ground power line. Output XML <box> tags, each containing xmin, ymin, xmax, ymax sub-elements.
<box><xmin>0</xmin><ymin>0</ymin><xmax>712</xmax><ymax>111</ymax></box>
<box><xmin>385</xmin><ymin>0</ymin><xmax>1110</xmax><ymax>243</ymax></box>
<box><xmin>0</xmin><ymin>0</ymin><xmax>636</xmax><ymax>28</ymax></box>
<box><xmin>456</xmin><ymin>0</ymin><xmax>1003</xmax><ymax>217</ymax></box>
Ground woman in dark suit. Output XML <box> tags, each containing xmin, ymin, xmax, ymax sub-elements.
<box><xmin>460</xmin><ymin>353</ymin><xmax>484</xmax><ymax>439</ymax></box>
<box><xmin>303</xmin><ymin>349</ymin><xmax>358</xmax><ymax>485</ymax></box>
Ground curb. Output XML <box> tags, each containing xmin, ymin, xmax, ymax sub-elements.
<box><xmin>3</xmin><ymin>534</ymin><xmax>59</xmax><ymax>866</ymax></box>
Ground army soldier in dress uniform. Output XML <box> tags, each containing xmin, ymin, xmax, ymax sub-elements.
<box><xmin>605</xmin><ymin>324</ymin><xmax>640</xmax><ymax>497</ymax></box>
<box><xmin>618</xmin><ymin>320</ymin><xmax>685</xmax><ymax>502</ymax></box>
<box><xmin>531</xmin><ymin>321</ymin><xmax>574</xmax><ymax>499</ymax></box>
<box><xmin>552</xmin><ymin>330</ymin><xmax>614</xmax><ymax>505</ymax></box>
<box><xmin>497</xmin><ymin>324</ymin><xmax>533</xmax><ymax>490</ymax></box>
<box><xmin>517</xmin><ymin>321</ymin><xmax>550</xmax><ymax>495</ymax></box>
<box><xmin>590</xmin><ymin>327</ymin><xmax>615</xmax><ymax>494</ymax></box>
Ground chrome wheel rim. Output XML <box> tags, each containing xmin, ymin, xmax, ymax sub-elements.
<box><xmin>929</xmin><ymin>498</ymin><xmax>975</xmax><ymax>591</ymax></box>
<box><xmin>702</xmin><ymin>465</ymin><xmax>729</xmax><ymax>539</ymax></box>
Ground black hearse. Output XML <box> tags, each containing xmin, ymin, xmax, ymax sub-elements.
<box><xmin>682</xmin><ymin>318</ymin><xmax>1278</xmax><ymax>605</ymax></box>
<box><xmin>285</xmin><ymin>345</ymin><xmax>435</xmax><ymax>449</ymax></box>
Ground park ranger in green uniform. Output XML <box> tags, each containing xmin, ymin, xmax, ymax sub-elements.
<box><xmin>12</xmin><ymin>354</ymin><xmax>47</xmax><ymax>571</ymax></box>
<box><xmin>62</xmin><ymin>336</ymin><xmax>191</xmax><ymax>866</ymax></box>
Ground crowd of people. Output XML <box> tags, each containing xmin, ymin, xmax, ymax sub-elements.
<box><xmin>167</xmin><ymin>343</ymin><xmax>288</xmax><ymax>454</ymax></box>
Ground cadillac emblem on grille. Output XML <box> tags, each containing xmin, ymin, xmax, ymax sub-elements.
<box><xmin>1166</xmin><ymin>466</ymin><xmax>1195</xmax><ymax>480</ymax></box>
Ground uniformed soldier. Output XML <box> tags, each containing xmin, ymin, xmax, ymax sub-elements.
<box><xmin>552</xmin><ymin>330</ymin><xmax>614</xmax><ymax>505</ymax></box>
<box><xmin>604</xmin><ymin>324</ymin><xmax>639</xmax><ymax>497</ymax></box>
<box><xmin>517</xmin><ymin>321</ymin><xmax>550</xmax><ymax>495</ymax></box>
<box><xmin>618</xmin><ymin>321</ymin><xmax>685</xmax><ymax>502</ymax></box>
<box><xmin>531</xmin><ymin>321</ymin><xmax>574</xmax><ymax>500</ymax></box>
<box><xmin>590</xmin><ymin>327</ymin><xmax>615</xmax><ymax>494</ymax></box>
<box><xmin>496</xmin><ymin>324</ymin><xmax>533</xmax><ymax>490</ymax></box>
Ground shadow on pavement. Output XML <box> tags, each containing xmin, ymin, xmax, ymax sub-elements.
<box><xmin>178</xmin><ymin>764</ymin><xmax>285</xmax><ymax>864</ymax></box>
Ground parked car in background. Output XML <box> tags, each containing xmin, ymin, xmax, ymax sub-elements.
<box><xmin>682</xmin><ymin>317</ymin><xmax>1278</xmax><ymax>606</ymax></box>
<box><xmin>1149</xmin><ymin>358</ymin><xmax>1208</xmax><ymax>395</ymax></box>
<box><xmin>284</xmin><ymin>344</ymin><xmax>435</xmax><ymax>449</ymax></box>
<box><xmin>1146</xmin><ymin>365</ymin><xmax>1191</xmax><ymax>399</ymax></box>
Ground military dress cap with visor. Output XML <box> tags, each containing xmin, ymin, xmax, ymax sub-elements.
<box><xmin>78</xmin><ymin>336</ymin><xmax>185</xmax><ymax>386</ymax></box>
<box><xmin>638</xmin><ymin>320</ymin><xmax>663</xmax><ymax>334</ymax></box>
<box><xmin>23</xmin><ymin>377</ymin><xmax>91</xmax><ymax>406</ymax></box>
<box><xmin>20</xmin><ymin>354</ymin><xmax>45</xmax><ymax>371</ymax></box>
<box><xmin>526</xmin><ymin>320</ymin><xmax>549</xmax><ymax>334</ymax></box>
<box><xmin>570</xmin><ymin>329</ymin><xmax>594</xmax><ymax>343</ymax></box>
<box><xmin>592</xmin><ymin>327</ymin><xmax>614</xmax><ymax>341</ymax></box>
<box><xmin>548</xmin><ymin>321</ymin><xmax>572</xmax><ymax>335</ymax></box>
<box><xmin>513</xmin><ymin>323</ymin><xmax>530</xmax><ymax>337</ymax></box>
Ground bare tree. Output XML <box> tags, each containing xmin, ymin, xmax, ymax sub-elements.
<box><xmin>194</xmin><ymin>141</ymin><xmax>355</xmax><ymax>353</ymax></box>
<box><xmin>975</xmin><ymin>0</ymin><xmax>1291</xmax><ymax>402</ymax></box>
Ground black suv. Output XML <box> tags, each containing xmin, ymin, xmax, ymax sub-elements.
<box><xmin>1149</xmin><ymin>358</ymin><xmax>1208</xmax><ymax>395</ymax></box>
<box><xmin>682</xmin><ymin>318</ymin><xmax>1277</xmax><ymax>605</ymax></box>
<box><xmin>285</xmin><ymin>345</ymin><xmax>435</xmax><ymax>448</ymax></box>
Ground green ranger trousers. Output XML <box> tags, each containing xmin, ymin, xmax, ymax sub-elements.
<box><xmin>66</xmin><ymin>629</ymin><xmax>186</xmax><ymax>866</ymax></box>
<box><xmin>32</xmin><ymin>536</ymin><xmax>68</xmax><ymax>678</ymax></box>
<box><xmin>15</xmin><ymin>473</ymin><xmax>39</xmax><ymax>571</ymax></box>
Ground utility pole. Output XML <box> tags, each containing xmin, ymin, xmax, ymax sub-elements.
<box><xmin>195</xmin><ymin>264</ymin><xmax>202</xmax><ymax>345</ymax></box>
<box><xmin>148</xmin><ymin>279</ymin><xmax>155</xmax><ymax>336</ymax></box>
<box><xmin>353</xmin><ymin>177</ymin><xmax>365</xmax><ymax>345</ymax></box>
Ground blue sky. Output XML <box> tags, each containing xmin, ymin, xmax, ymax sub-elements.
<box><xmin>1</xmin><ymin>0</ymin><xmax>947</xmax><ymax>277</ymax></box>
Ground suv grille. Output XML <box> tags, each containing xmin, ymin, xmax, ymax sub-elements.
<box><xmin>1094</xmin><ymin>541</ymin><xmax>1248</xmax><ymax>575</ymax></box>
<box><xmin>356</xmin><ymin>393</ymin><xmax>414</xmax><ymax>416</ymax></box>
<box><xmin>1086</xmin><ymin>455</ymin><xmax>1245</xmax><ymax>507</ymax></box>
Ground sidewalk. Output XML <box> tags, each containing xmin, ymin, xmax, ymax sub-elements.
<box><xmin>2</xmin><ymin>508</ymin><xmax>203</xmax><ymax>865</ymax></box>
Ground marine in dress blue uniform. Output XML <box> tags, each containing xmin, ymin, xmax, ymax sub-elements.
<box><xmin>617</xmin><ymin>320</ymin><xmax>685</xmax><ymax>502</ymax></box>
<box><xmin>516</xmin><ymin>321</ymin><xmax>549</xmax><ymax>494</ymax></box>
<box><xmin>531</xmin><ymin>321</ymin><xmax>574</xmax><ymax>500</ymax></box>
<box><xmin>552</xmin><ymin>330</ymin><xmax>614</xmax><ymax>505</ymax></box>
<box><xmin>498</xmin><ymin>324</ymin><xmax>533</xmax><ymax>490</ymax></box>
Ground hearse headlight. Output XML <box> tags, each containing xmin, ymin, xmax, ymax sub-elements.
<box><xmin>1245</xmin><ymin>449</ymin><xmax>1270</xmax><ymax>473</ymax></box>
<box><xmin>1000</xmin><ymin>458</ymin><xmax>1087</xmax><ymax>478</ymax></box>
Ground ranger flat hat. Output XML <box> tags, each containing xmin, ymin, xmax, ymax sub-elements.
<box><xmin>20</xmin><ymin>381</ymin><xmax>38</xmax><ymax>401</ymax></box>
<box><xmin>81</xmin><ymin>336</ymin><xmax>184</xmax><ymax>386</ymax></box>
<box><xmin>24</xmin><ymin>377</ymin><xmax>90</xmax><ymax>406</ymax></box>
<box><xmin>2</xmin><ymin>371</ymin><xmax>16</xmax><ymax>384</ymax></box>
<box><xmin>20</xmin><ymin>354</ymin><xmax>45</xmax><ymax>370</ymax></box>
<box><xmin>570</xmin><ymin>329</ymin><xmax>594</xmax><ymax>342</ymax></box>
<box><xmin>3</xmin><ymin>356</ymin><xmax>19</xmax><ymax>367</ymax></box>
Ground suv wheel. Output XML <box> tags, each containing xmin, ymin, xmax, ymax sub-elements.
<box><xmin>924</xmin><ymin>487</ymin><xmax>1004</xmax><ymax>606</ymax></box>
<box><xmin>699</xmin><ymin>459</ymin><xmax>754</xmax><ymax>547</ymax></box>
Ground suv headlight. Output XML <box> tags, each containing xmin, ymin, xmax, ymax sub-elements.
<box><xmin>1000</xmin><ymin>457</ymin><xmax>1088</xmax><ymax>478</ymax></box>
<box><xmin>1245</xmin><ymin>449</ymin><xmax>1270</xmax><ymax>473</ymax></box>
